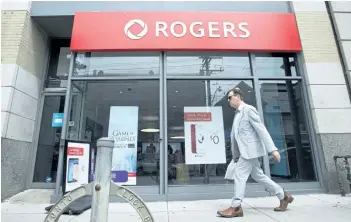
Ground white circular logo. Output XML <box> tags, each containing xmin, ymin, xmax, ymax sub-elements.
<box><xmin>124</xmin><ymin>19</ymin><xmax>148</xmax><ymax>40</ymax></box>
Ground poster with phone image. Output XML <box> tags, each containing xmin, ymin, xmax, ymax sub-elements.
<box><xmin>67</xmin><ymin>158</ymin><xmax>79</xmax><ymax>183</ymax></box>
<box><xmin>184</xmin><ymin>107</ymin><xmax>226</xmax><ymax>164</ymax></box>
<box><xmin>65</xmin><ymin>142</ymin><xmax>90</xmax><ymax>192</ymax></box>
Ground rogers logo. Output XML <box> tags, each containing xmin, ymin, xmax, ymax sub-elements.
<box><xmin>124</xmin><ymin>19</ymin><xmax>148</xmax><ymax>40</ymax></box>
<box><xmin>123</xmin><ymin>20</ymin><xmax>250</xmax><ymax>40</ymax></box>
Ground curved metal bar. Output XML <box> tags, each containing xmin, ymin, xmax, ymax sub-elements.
<box><xmin>44</xmin><ymin>183</ymin><xmax>93</xmax><ymax>222</ymax></box>
<box><xmin>111</xmin><ymin>182</ymin><xmax>155</xmax><ymax>222</ymax></box>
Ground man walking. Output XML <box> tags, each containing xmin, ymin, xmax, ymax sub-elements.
<box><xmin>217</xmin><ymin>88</ymin><xmax>294</xmax><ymax>218</ymax></box>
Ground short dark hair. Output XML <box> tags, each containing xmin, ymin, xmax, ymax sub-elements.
<box><xmin>227</xmin><ymin>87</ymin><xmax>244</xmax><ymax>100</ymax></box>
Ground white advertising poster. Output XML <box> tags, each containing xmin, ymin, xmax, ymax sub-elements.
<box><xmin>108</xmin><ymin>106</ymin><xmax>139</xmax><ymax>185</ymax></box>
<box><xmin>184</xmin><ymin>107</ymin><xmax>226</xmax><ymax>164</ymax></box>
<box><xmin>65</xmin><ymin>142</ymin><xmax>90</xmax><ymax>192</ymax></box>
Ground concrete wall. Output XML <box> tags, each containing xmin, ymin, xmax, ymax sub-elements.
<box><xmin>292</xmin><ymin>1</ymin><xmax>351</xmax><ymax>194</ymax></box>
<box><xmin>1</xmin><ymin>1</ymin><xmax>49</xmax><ymax>200</ymax></box>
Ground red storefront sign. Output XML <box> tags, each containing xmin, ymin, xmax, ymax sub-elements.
<box><xmin>70</xmin><ymin>12</ymin><xmax>302</xmax><ymax>52</ymax></box>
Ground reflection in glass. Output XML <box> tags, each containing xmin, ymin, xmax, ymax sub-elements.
<box><xmin>73</xmin><ymin>52</ymin><xmax>160</xmax><ymax>77</ymax></box>
<box><xmin>33</xmin><ymin>96</ymin><xmax>65</xmax><ymax>182</ymax></box>
<box><xmin>260</xmin><ymin>80</ymin><xmax>316</xmax><ymax>182</ymax></box>
<box><xmin>70</xmin><ymin>80</ymin><xmax>160</xmax><ymax>186</ymax></box>
<box><xmin>67</xmin><ymin>92</ymin><xmax>82</xmax><ymax>140</ymax></box>
<box><xmin>167</xmin><ymin>80</ymin><xmax>256</xmax><ymax>185</ymax></box>
<box><xmin>166</xmin><ymin>52</ymin><xmax>251</xmax><ymax>77</ymax></box>
<box><xmin>46</xmin><ymin>47</ymin><xmax>71</xmax><ymax>88</ymax></box>
<box><xmin>255</xmin><ymin>54</ymin><xmax>297</xmax><ymax>77</ymax></box>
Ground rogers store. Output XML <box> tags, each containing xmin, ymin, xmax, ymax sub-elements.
<box><xmin>8</xmin><ymin>1</ymin><xmax>346</xmax><ymax>202</ymax></box>
<box><xmin>56</xmin><ymin>11</ymin><xmax>318</xmax><ymax>200</ymax></box>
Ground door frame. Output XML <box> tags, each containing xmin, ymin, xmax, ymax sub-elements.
<box><xmin>28</xmin><ymin>90</ymin><xmax>82</xmax><ymax>189</ymax></box>
<box><xmin>28</xmin><ymin>91</ymin><xmax>65</xmax><ymax>189</ymax></box>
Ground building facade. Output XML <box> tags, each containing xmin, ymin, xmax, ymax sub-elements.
<box><xmin>1</xmin><ymin>1</ymin><xmax>351</xmax><ymax>201</ymax></box>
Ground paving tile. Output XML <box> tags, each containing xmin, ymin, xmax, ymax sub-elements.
<box><xmin>168</xmin><ymin>208</ymin><xmax>276</xmax><ymax>222</ymax></box>
<box><xmin>68</xmin><ymin>212</ymin><xmax>168</xmax><ymax>222</ymax></box>
<box><xmin>307</xmin><ymin>194</ymin><xmax>351</xmax><ymax>208</ymax></box>
<box><xmin>252</xmin><ymin>205</ymin><xmax>351</xmax><ymax>222</ymax></box>
<box><xmin>1</xmin><ymin>203</ymin><xmax>49</xmax><ymax>214</ymax></box>
<box><xmin>0</xmin><ymin>213</ymin><xmax>74</xmax><ymax>222</ymax></box>
<box><xmin>167</xmin><ymin>199</ymin><xmax>250</xmax><ymax>212</ymax></box>
<box><xmin>108</xmin><ymin>201</ymin><xmax>168</xmax><ymax>213</ymax></box>
<box><xmin>243</xmin><ymin>195</ymin><xmax>329</xmax><ymax>208</ymax></box>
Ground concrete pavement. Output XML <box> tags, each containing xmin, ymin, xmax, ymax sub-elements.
<box><xmin>1</xmin><ymin>191</ymin><xmax>351</xmax><ymax>222</ymax></box>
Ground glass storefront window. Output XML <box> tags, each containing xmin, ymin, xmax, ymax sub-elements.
<box><xmin>73</xmin><ymin>52</ymin><xmax>160</xmax><ymax>77</ymax></box>
<box><xmin>255</xmin><ymin>54</ymin><xmax>297</xmax><ymax>77</ymax></box>
<box><xmin>260</xmin><ymin>80</ymin><xmax>316</xmax><ymax>182</ymax></box>
<box><xmin>69</xmin><ymin>80</ymin><xmax>160</xmax><ymax>186</ymax></box>
<box><xmin>167</xmin><ymin>80</ymin><xmax>257</xmax><ymax>185</ymax></box>
<box><xmin>166</xmin><ymin>52</ymin><xmax>251</xmax><ymax>77</ymax></box>
<box><xmin>37</xmin><ymin>49</ymin><xmax>318</xmax><ymax>191</ymax></box>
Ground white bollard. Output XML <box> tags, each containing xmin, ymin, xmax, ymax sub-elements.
<box><xmin>90</xmin><ymin>137</ymin><xmax>114</xmax><ymax>222</ymax></box>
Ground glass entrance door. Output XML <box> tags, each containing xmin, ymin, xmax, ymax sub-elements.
<box><xmin>32</xmin><ymin>93</ymin><xmax>81</xmax><ymax>184</ymax></box>
<box><xmin>259</xmin><ymin>80</ymin><xmax>316</xmax><ymax>182</ymax></box>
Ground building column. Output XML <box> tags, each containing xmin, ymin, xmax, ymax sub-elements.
<box><xmin>1</xmin><ymin>1</ymin><xmax>49</xmax><ymax>200</ymax></box>
<box><xmin>292</xmin><ymin>1</ymin><xmax>351</xmax><ymax>193</ymax></box>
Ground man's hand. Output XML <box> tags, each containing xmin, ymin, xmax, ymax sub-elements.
<box><xmin>271</xmin><ymin>150</ymin><xmax>281</xmax><ymax>163</ymax></box>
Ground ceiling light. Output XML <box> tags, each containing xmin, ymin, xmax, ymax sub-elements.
<box><xmin>170</xmin><ymin>136</ymin><xmax>185</xmax><ymax>139</ymax></box>
<box><xmin>142</xmin><ymin>116</ymin><xmax>159</xmax><ymax>121</ymax></box>
<box><xmin>170</xmin><ymin>126</ymin><xmax>184</xmax><ymax>131</ymax></box>
<box><xmin>175</xmin><ymin>90</ymin><xmax>179</xmax><ymax>93</ymax></box>
<box><xmin>141</xmin><ymin>128</ymin><xmax>160</xmax><ymax>133</ymax></box>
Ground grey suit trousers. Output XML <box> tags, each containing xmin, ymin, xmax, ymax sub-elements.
<box><xmin>231</xmin><ymin>156</ymin><xmax>285</xmax><ymax>207</ymax></box>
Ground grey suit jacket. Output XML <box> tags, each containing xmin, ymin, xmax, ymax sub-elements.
<box><xmin>231</xmin><ymin>104</ymin><xmax>278</xmax><ymax>160</ymax></box>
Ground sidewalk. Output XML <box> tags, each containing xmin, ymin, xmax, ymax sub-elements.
<box><xmin>1</xmin><ymin>191</ymin><xmax>350</xmax><ymax>222</ymax></box>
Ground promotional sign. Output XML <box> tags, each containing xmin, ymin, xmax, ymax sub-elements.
<box><xmin>52</xmin><ymin>113</ymin><xmax>64</xmax><ymax>127</ymax></box>
<box><xmin>71</xmin><ymin>12</ymin><xmax>302</xmax><ymax>52</ymax></box>
<box><xmin>184</xmin><ymin>107</ymin><xmax>226</xmax><ymax>164</ymax></box>
<box><xmin>108</xmin><ymin>106</ymin><xmax>139</xmax><ymax>185</ymax></box>
<box><xmin>65</xmin><ymin>142</ymin><xmax>90</xmax><ymax>192</ymax></box>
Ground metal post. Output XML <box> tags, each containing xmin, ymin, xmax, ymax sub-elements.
<box><xmin>90</xmin><ymin>137</ymin><xmax>114</xmax><ymax>222</ymax></box>
<box><xmin>161</xmin><ymin>52</ymin><xmax>167</xmax><ymax>194</ymax></box>
<box><xmin>53</xmin><ymin>52</ymin><xmax>75</xmax><ymax>201</ymax></box>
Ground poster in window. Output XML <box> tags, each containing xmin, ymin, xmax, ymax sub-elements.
<box><xmin>65</xmin><ymin>142</ymin><xmax>90</xmax><ymax>192</ymax></box>
<box><xmin>108</xmin><ymin>106</ymin><xmax>139</xmax><ymax>185</ymax></box>
<box><xmin>184</xmin><ymin>106</ymin><xmax>226</xmax><ymax>164</ymax></box>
